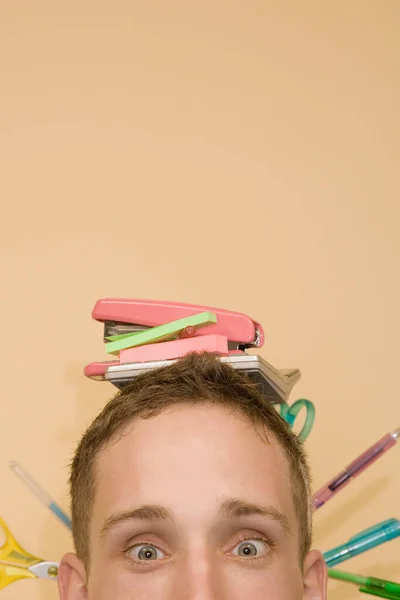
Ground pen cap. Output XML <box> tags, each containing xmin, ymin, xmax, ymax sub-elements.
<box><xmin>364</xmin><ymin>578</ymin><xmax>400</xmax><ymax>598</ymax></box>
<box><xmin>350</xmin><ymin>518</ymin><xmax>400</xmax><ymax>547</ymax></box>
<box><xmin>359</xmin><ymin>587</ymin><xmax>400</xmax><ymax>599</ymax></box>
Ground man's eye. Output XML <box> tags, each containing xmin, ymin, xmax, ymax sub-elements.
<box><xmin>230</xmin><ymin>538</ymin><xmax>270</xmax><ymax>558</ymax></box>
<box><xmin>128</xmin><ymin>544</ymin><xmax>166</xmax><ymax>561</ymax></box>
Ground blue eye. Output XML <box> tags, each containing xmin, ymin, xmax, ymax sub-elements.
<box><xmin>231</xmin><ymin>539</ymin><xmax>269</xmax><ymax>558</ymax></box>
<box><xmin>128</xmin><ymin>544</ymin><xmax>166</xmax><ymax>561</ymax></box>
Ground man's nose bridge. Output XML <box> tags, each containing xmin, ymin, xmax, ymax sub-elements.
<box><xmin>174</xmin><ymin>547</ymin><xmax>225</xmax><ymax>600</ymax></box>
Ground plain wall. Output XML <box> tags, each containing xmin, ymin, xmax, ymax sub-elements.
<box><xmin>1</xmin><ymin>2</ymin><xmax>399</xmax><ymax>599</ymax></box>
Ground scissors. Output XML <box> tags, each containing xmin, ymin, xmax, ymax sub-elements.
<box><xmin>0</xmin><ymin>517</ymin><xmax>59</xmax><ymax>590</ymax></box>
<box><xmin>279</xmin><ymin>399</ymin><xmax>316</xmax><ymax>442</ymax></box>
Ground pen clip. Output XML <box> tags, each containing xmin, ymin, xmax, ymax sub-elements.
<box><xmin>350</xmin><ymin>519</ymin><xmax>397</xmax><ymax>543</ymax></box>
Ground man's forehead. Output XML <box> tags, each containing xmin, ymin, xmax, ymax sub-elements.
<box><xmin>97</xmin><ymin>402</ymin><xmax>291</xmax><ymax>476</ymax></box>
<box><xmin>92</xmin><ymin>403</ymin><xmax>295</xmax><ymax>525</ymax></box>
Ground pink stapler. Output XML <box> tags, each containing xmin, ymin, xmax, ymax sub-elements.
<box><xmin>84</xmin><ymin>298</ymin><xmax>301</xmax><ymax>404</ymax></box>
<box><xmin>93</xmin><ymin>298</ymin><xmax>265</xmax><ymax>350</ymax></box>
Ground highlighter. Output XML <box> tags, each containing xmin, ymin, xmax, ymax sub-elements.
<box><xmin>328</xmin><ymin>568</ymin><xmax>400</xmax><ymax>599</ymax></box>
<box><xmin>323</xmin><ymin>518</ymin><xmax>400</xmax><ymax>567</ymax></box>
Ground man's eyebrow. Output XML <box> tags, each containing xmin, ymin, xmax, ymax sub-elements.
<box><xmin>218</xmin><ymin>497</ymin><xmax>292</xmax><ymax>536</ymax></box>
<box><xmin>100</xmin><ymin>504</ymin><xmax>173</xmax><ymax>538</ymax></box>
<box><xmin>100</xmin><ymin>498</ymin><xmax>292</xmax><ymax>539</ymax></box>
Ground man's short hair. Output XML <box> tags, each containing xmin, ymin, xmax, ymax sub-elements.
<box><xmin>70</xmin><ymin>352</ymin><xmax>313</xmax><ymax>567</ymax></box>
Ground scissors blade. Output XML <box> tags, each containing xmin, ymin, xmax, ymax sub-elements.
<box><xmin>29</xmin><ymin>561</ymin><xmax>59</xmax><ymax>580</ymax></box>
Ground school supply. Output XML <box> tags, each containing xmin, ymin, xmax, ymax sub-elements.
<box><xmin>85</xmin><ymin>354</ymin><xmax>300</xmax><ymax>404</ymax></box>
<box><xmin>105</xmin><ymin>311</ymin><xmax>218</xmax><ymax>355</ymax></box>
<box><xmin>279</xmin><ymin>399</ymin><xmax>316</xmax><ymax>442</ymax></box>
<box><xmin>328</xmin><ymin>568</ymin><xmax>400</xmax><ymax>599</ymax></box>
<box><xmin>323</xmin><ymin>518</ymin><xmax>400</xmax><ymax>567</ymax></box>
<box><xmin>313</xmin><ymin>427</ymin><xmax>400</xmax><ymax>510</ymax></box>
<box><xmin>93</xmin><ymin>298</ymin><xmax>265</xmax><ymax>349</ymax></box>
<box><xmin>119</xmin><ymin>333</ymin><xmax>229</xmax><ymax>363</ymax></box>
<box><xmin>9</xmin><ymin>461</ymin><xmax>72</xmax><ymax>530</ymax></box>
<box><xmin>85</xmin><ymin>298</ymin><xmax>301</xmax><ymax>404</ymax></box>
<box><xmin>0</xmin><ymin>518</ymin><xmax>58</xmax><ymax>590</ymax></box>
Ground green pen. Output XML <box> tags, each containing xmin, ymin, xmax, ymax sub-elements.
<box><xmin>328</xmin><ymin>568</ymin><xmax>400</xmax><ymax>599</ymax></box>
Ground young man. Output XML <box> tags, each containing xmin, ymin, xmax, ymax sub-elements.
<box><xmin>58</xmin><ymin>352</ymin><xmax>327</xmax><ymax>599</ymax></box>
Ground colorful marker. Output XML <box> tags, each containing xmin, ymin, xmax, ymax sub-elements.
<box><xmin>328</xmin><ymin>568</ymin><xmax>400</xmax><ymax>599</ymax></box>
<box><xmin>323</xmin><ymin>518</ymin><xmax>400</xmax><ymax>567</ymax></box>
<box><xmin>313</xmin><ymin>426</ymin><xmax>400</xmax><ymax>510</ymax></box>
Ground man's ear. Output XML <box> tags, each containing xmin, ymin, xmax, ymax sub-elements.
<box><xmin>303</xmin><ymin>549</ymin><xmax>328</xmax><ymax>600</ymax></box>
<box><xmin>57</xmin><ymin>553</ymin><xmax>88</xmax><ymax>600</ymax></box>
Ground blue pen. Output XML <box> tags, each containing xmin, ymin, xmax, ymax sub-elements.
<box><xmin>9</xmin><ymin>461</ymin><xmax>72</xmax><ymax>530</ymax></box>
<box><xmin>323</xmin><ymin>518</ymin><xmax>400</xmax><ymax>567</ymax></box>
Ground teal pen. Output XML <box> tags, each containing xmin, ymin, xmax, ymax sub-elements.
<box><xmin>323</xmin><ymin>518</ymin><xmax>400</xmax><ymax>567</ymax></box>
<box><xmin>10</xmin><ymin>461</ymin><xmax>72</xmax><ymax>530</ymax></box>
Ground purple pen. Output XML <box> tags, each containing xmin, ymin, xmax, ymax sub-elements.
<box><xmin>312</xmin><ymin>426</ymin><xmax>400</xmax><ymax>510</ymax></box>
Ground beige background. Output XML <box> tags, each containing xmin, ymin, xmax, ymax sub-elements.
<box><xmin>1</xmin><ymin>1</ymin><xmax>399</xmax><ymax>598</ymax></box>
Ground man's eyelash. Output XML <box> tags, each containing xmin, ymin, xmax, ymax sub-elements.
<box><xmin>124</xmin><ymin>535</ymin><xmax>276</xmax><ymax>566</ymax></box>
<box><xmin>125</xmin><ymin>540</ymin><xmax>165</xmax><ymax>554</ymax></box>
<box><xmin>237</xmin><ymin>534</ymin><xmax>275</xmax><ymax>544</ymax></box>
<box><xmin>235</xmin><ymin>534</ymin><xmax>275</xmax><ymax>546</ymax></box>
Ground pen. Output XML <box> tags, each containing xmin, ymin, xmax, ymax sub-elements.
<box><xmin>313</xmin><ymin>426</ymin><xmax>400</xmax><ymax>509</ymax></box>
<box><xmin>328</xmin><ymin>568</ymin><xmax>400</xmax><ymax>599</ymax></box>
<box><xmin>323</xmin><ymin>518</ymin><xmax>400</xmax><ymax>567</ymax></box>
<box><xmin>9</xmin><ymin>461</ymin><xmax>72</xmax><ymax>530</ymax></box>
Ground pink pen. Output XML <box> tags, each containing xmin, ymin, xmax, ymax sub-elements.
<box><xmin>313</xmin><ymin>426</ymin><xmax>400</xmax><ymax>510</ymax></box>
